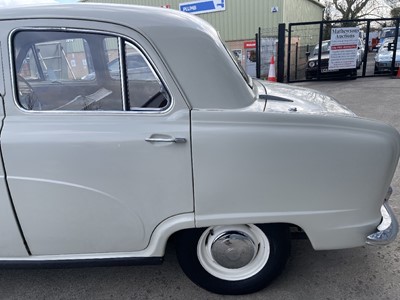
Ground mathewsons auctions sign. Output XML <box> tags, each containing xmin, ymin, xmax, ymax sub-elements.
<box><xmin>328</xmin><ymin>27</ymin><xmax>359</xmax><ymax>70</ymax></box>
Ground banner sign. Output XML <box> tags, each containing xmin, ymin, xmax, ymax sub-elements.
<box><xmin>244</xmin><ymin>41</ymin><xmax>256</xmax><ymax>49</ymax></box>
<box><xmin>328</xmin><ymin>27</ymin><xmax>359</xmax><ymax>70</ymax></box>
<box><xmin>179</xmin><ymin>0</ymin><xmax>225</xmax><ymax>15</ymax></box>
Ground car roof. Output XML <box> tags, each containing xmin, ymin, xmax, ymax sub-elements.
<box><xmin>0</xmin><ymin>3</ymin><xmax>193</xmax><ymax>27</ymax></box>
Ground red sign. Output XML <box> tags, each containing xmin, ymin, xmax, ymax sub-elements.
<box><xmin>244</xmin><ymin>41</ymin><xmax>256</xmax><ymax>49</ymax></box>
<box><xmin>331</xmin><ymin>45</ymin><xmax>357</xmax><ymax>50</ymax></box>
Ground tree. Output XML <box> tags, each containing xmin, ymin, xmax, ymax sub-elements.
<box><xmin>323</xmin><ymin>2</ymin><xmax>334</xmax><ymax>39</ymax></box>
<box><xmin>385</xmin><ymin>0</ymin><xmax>399</xmax><ymax>9</ymax></box>
<box><xmin>332</xmin><ymin>0</ymin><xmax>388</xmax><ymax>19</ymax></box>
<box><xmin>320</xmin><ymin>0</ymin><xmax>392</xmax><ymax>20</ymax></box>
<box><xmin>391</xmin><ymin>7</ymin><xmax>400</xmax><ymax>18</ymax></box>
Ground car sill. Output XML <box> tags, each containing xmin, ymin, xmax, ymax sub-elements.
<box><xmin>0</xmin><ymin>257</ymin><xmax>163</xmax><ymax>269</ymax></box>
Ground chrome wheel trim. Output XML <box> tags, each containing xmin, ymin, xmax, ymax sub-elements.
<box><xmin>197</xmin><ymin>224</ymin><xmax>270</xmax><ymax>281</ymax></box>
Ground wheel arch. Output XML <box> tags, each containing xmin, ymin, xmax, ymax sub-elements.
<box><xmin>171</xmin><ymin>222</ymin><xmax>309</xmax><ymax>242</ymax></box>
<box><xmin>143</xmin><ymin>213</ymin><xmax>195</xmax><ymax>257</ymax></box>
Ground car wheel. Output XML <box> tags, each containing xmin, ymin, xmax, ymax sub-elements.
<box><xmin>175</xmin><ymin>224</ymin><xmax>290</xmax><ymax>295</ymax></box>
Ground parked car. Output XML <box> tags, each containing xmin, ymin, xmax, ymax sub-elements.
<box><xmin>305</xmin><ymin>40</ymin><xmax>358</xmax><ymax>79</ymax></box>
<box><xmin>357</xmin><ymin>37</ymin><xmax>365</xmax><ymax>69</ymax></box>
<box><xmin>82</xmin><ymin>52</ymin><xmax>155</xmax><ymax>81</ymax></box>
<box><xmin>1</xmin><ymin>4</ymin><xmax>399</xmax><ymax>295</ymax></box>
<box><xmin>374</xmin><ymin>38</ymin><xmax>400</xmax><ymax>74</ymax></box>
<box><xmin>377</xmin><ymin>27</ymin><xmax>397</xmax><ymax>47</ymax></box>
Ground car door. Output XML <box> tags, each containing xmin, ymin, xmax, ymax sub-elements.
<box><xmin>0</xmin><ymin>42</ymin><xmax>29</xmax><ymax>257</ymax></box>
<box><xmin>0</xmin><ymin>21</ymin><xmax>193</xmax><ymax>256</ymax></box>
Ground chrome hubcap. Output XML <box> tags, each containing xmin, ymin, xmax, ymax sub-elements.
<box><xmin>211</xmin><ymin>231</ymin><xmax>256</xmax><ymax>269</ymax></box>
<box><xmin>197</xmin><ymin>225</ymin><xmax>270</xmax><ymax>281</ymax></box>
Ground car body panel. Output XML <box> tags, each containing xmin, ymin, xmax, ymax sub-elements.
<box><xmin>0</xmin><ymin>17</ymin><xmax>194</xmax><ymax>255</ymax></box>
<box><xmin>0</xmin><ymin>92</ymin><xmax>28</xmax><ymax>257</ymax></box>
<box><xmin>1</xmin><ymin>110</ymin><xmax>193</xmax><ymax>255</ymax></box>
<box><xmin>0</xmin><ymin>213</ymin><xmax>195</xmax><ymax>261</ymax></box>
<box><xmin>254</xmin><ymin>80</ymin><xmax>355</xmax><ymax>115</ymax></box>
<box><xmin>0</xmin><ymin>46</ymin><xmax>28</xmax><ymax>257</ymax></box>
<box><xmin>0</xmin><ymin>4</ymin><xmax>397</xmax><ymax>262</ymax></box>
<box><xmin>191</xmin><ymin>108</ymin><xmax>399</xmax><ymax>250</ymax></box>
<box><xmin>0</xmin><ymin>166</ymin><xmax>29</xmax><ymax>257</ymax></box>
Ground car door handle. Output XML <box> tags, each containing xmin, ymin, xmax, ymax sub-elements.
<box><xmin>145</xmin><ymin>136</ymin><xmax>187</xmax><ymax>143</ymax></box>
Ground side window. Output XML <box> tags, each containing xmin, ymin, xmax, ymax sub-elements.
<box><xmin>101</xmin><ymin>39</ymin><xmax>169</xmax><ymax>110</ymax></box>
<box><xmin>104</xmin><ymin>37</ymin><xmax>119</xmax><ymax>78</ymax></box>
<box><xmin>13</xmin><ymin>30</ymin><xmax>169</xmax><ymax>111</ymax></box>
<box><xmin>19</xmin><ymin>39</ymin><xmax>94</xmax><ymax>83</ymax></box>
<box><xmin>125</xmin><ymin>42</ymin><xmax>169</xmax><ymax>110</ymax></box>
<box><xmin>20</xmin><ymin>48</ymin><xmax>41</xmax><ymax>80</ymax></box>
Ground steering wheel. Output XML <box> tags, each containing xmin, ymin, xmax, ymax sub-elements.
<box><xmin>17</xmin><ymin>75</ymin><xmax>41</xmax><ymax>110</ymax></box>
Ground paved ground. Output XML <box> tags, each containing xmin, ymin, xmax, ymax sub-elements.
<box><xmin>0</xmin><ymin>77</ymin><xmax>399</xmax><ymax>300</ymax></box>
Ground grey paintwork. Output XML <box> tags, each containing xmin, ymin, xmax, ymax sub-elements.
<box><xmin>0</xmin><ymin>3</ymin><xmax>398</xmax><ymax>261</ymax></box>
<box><xmin>254</xmin><ymin>80</ymin><xmax>355</xmax><ymax>115</ymax></box>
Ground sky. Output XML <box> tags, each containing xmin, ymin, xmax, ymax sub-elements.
<box><xmin>0</xmin><ymin>0</ymin><xmax>79</xmax><ymax>6</ymax></box>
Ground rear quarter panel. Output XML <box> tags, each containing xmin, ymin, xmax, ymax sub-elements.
<box><xmin>191</xmin><ymin>110</ymin><xmax>400</xmax><ymax>250</ymax></box>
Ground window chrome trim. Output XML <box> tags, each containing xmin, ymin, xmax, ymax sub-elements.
<box><xmin>8</xmin><ymin>26</ymin><xmax>175</xmax><ymax>115</ymax></box>
<box><xmin>0</xmin><ymin>42</ymin><xmax>5</xmax><ymax>97</ymax></box>
<box><xmin>118</xmin><ymin>37</ymin><xmax>128</xmax><ymax>111</ymax></box>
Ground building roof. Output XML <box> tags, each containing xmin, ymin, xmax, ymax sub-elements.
<box><xmin>307</xmin><ymin>0</ymin><xmax>325</xmax><ymax>9</ymax></box>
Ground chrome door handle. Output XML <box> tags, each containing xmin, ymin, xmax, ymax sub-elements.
<box><xmin>145</xmin><ymin>137</ymin><xmax>187</xmax><ymax>143</ymax></box>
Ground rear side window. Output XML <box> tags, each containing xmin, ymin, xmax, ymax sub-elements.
<box><xmin>13</xmin><ymin>30</ymin><xmax>170</xmax><ymax>112</ymax></box>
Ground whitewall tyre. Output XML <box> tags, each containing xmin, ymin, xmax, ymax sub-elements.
<box><xmin>175</xmin><ymin>224</ymin><xmax>291</xmax><ymax>295</ymax></box>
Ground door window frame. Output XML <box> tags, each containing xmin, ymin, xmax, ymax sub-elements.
<box><xmin>9</xmin><ymin>27</ymin><xmax>174</xmax><ymax>115</ymax></box>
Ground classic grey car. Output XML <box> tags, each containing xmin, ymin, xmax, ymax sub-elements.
<box><xmin>0</xmin><ymin>3</ymin><xmax>399</xmax><ymax>295</ymax></box>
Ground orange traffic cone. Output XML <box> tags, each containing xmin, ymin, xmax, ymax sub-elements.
<box><xmin>267</xmin><ymin>55</ymin><xmax>277</xmax><ymax>82</ymax></box>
